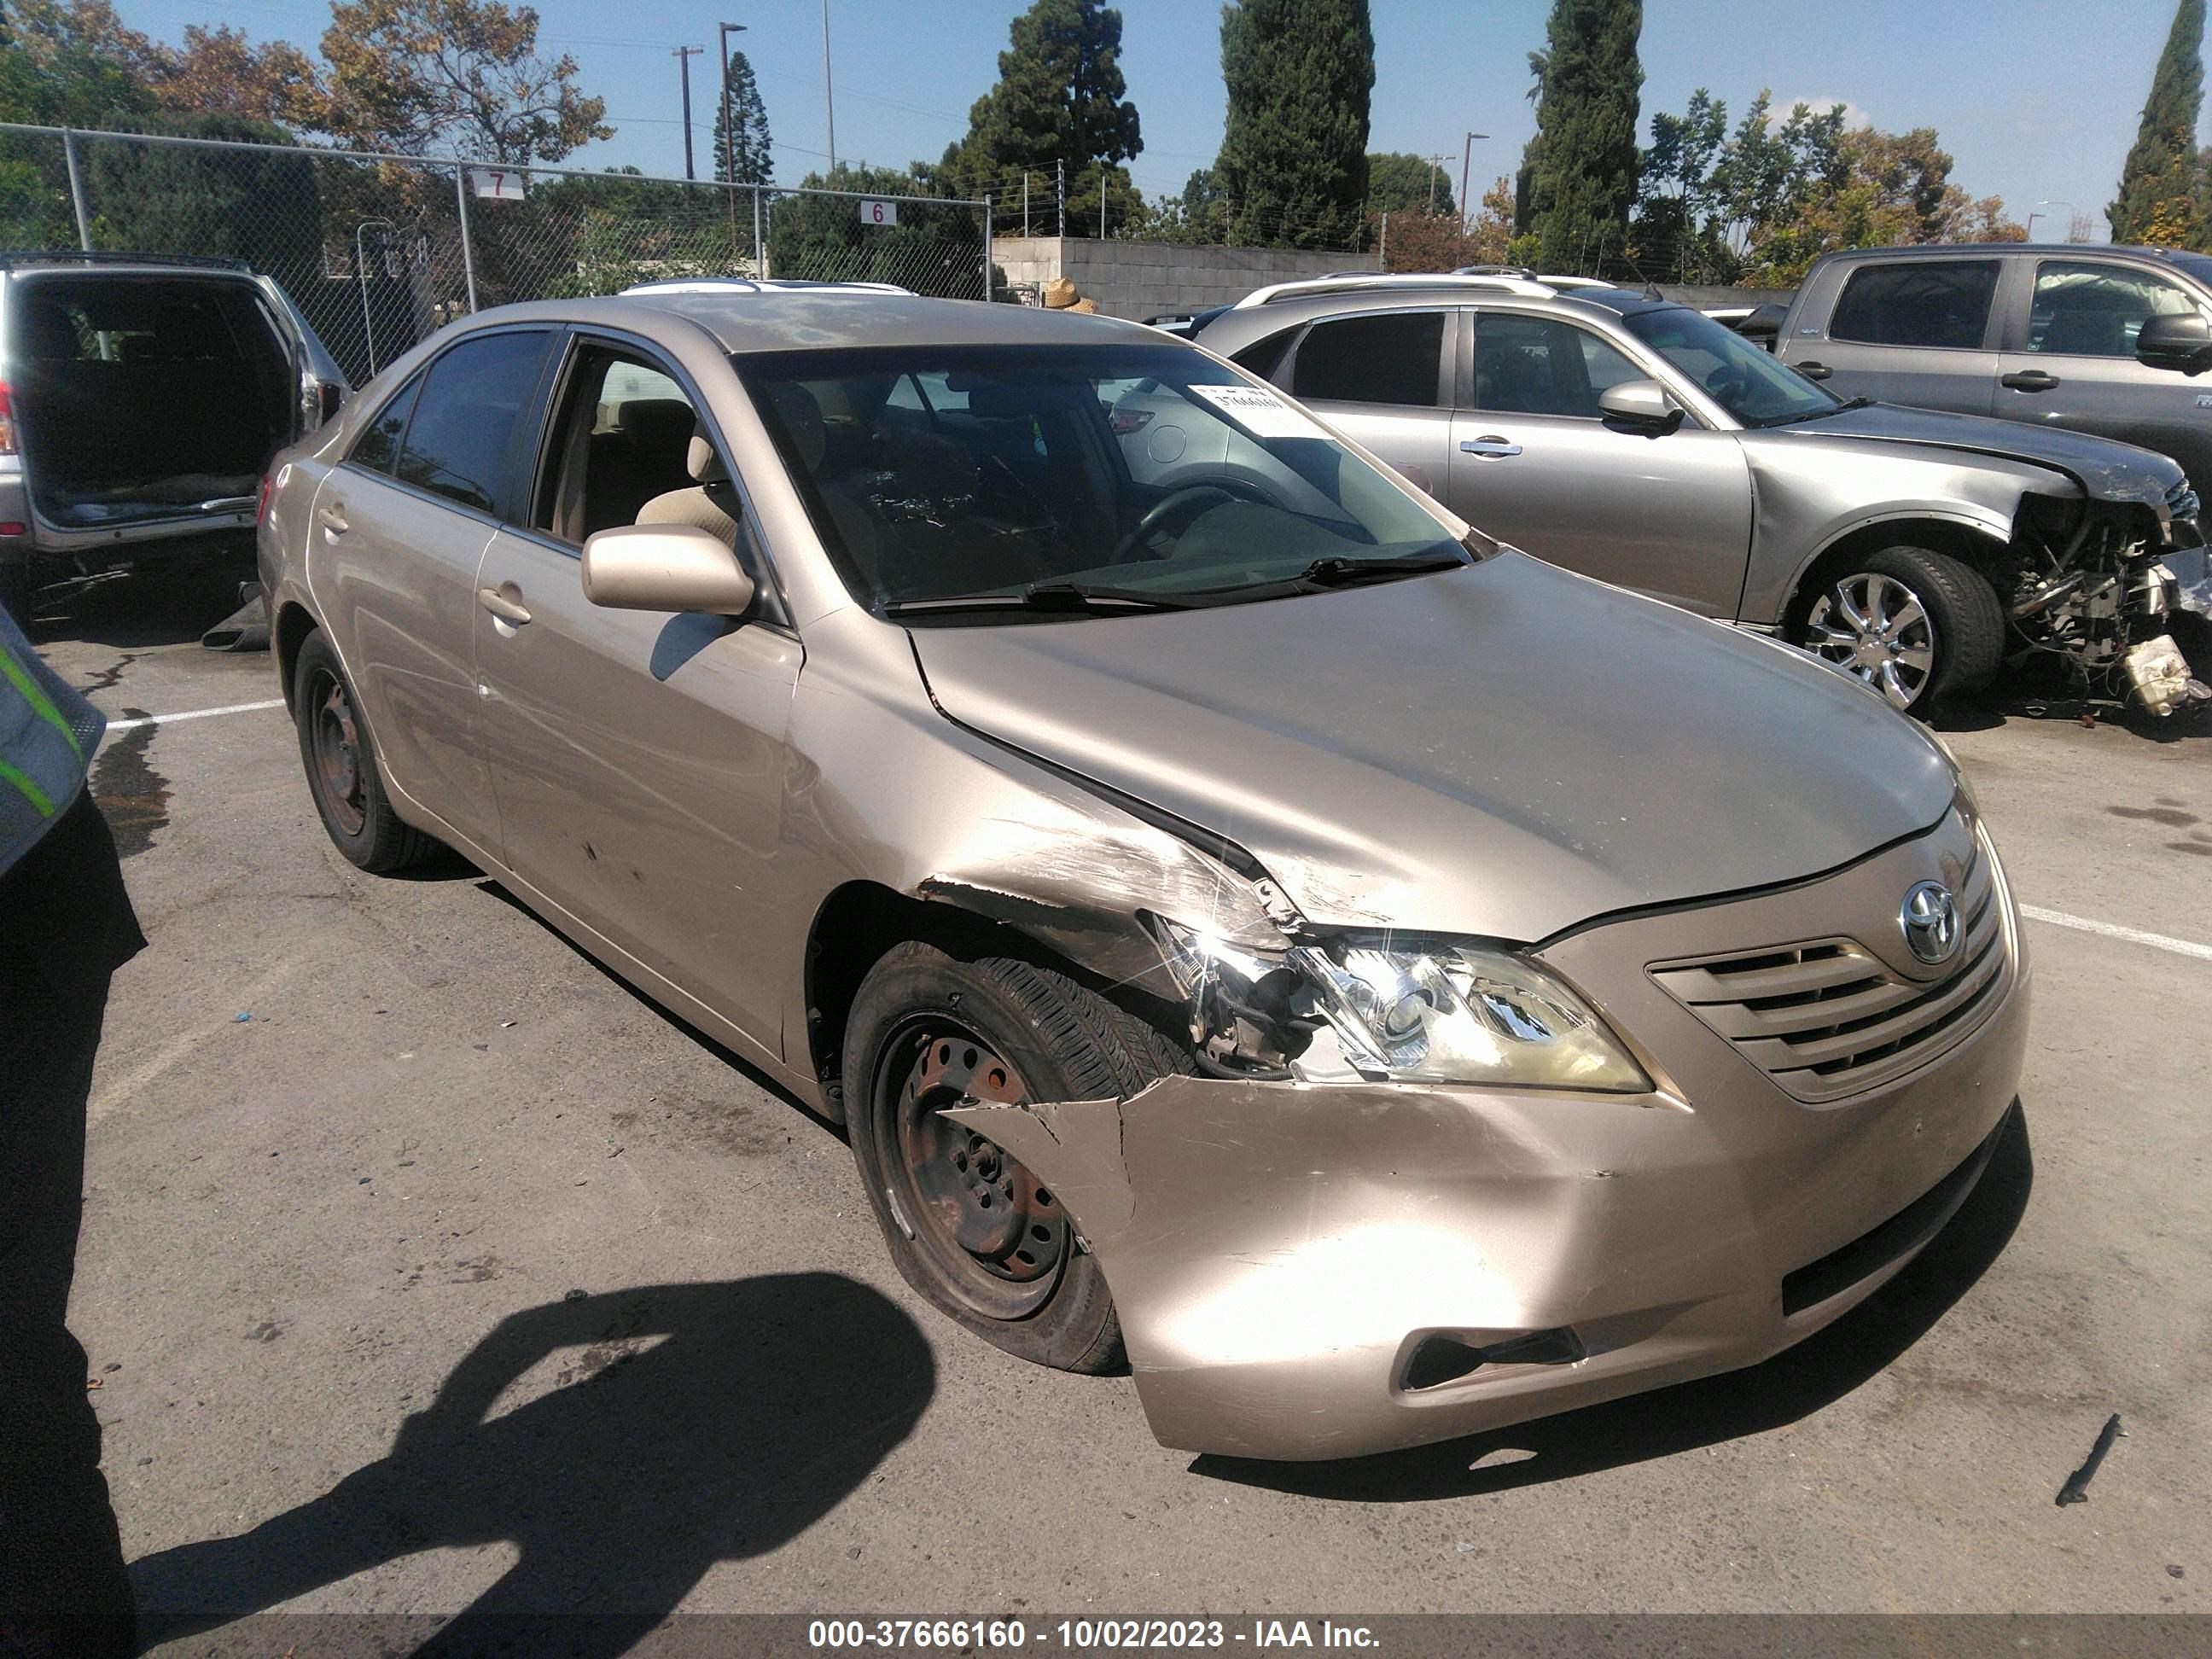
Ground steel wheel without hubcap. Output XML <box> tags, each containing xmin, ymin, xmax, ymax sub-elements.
<box><xmin>1805</xmin><ymin>571</ymin><xmax>1939</xmax><ymax>711</ymax></box>
<box><xmin>306</xmin><ymin>669</ymin><xmax>367</xmax><ymax>836</ymax></box>
<box><xmin>876</xmin><ymin>1021</ymin><xmax>1068</xmax><ymax>1321</ymax></box>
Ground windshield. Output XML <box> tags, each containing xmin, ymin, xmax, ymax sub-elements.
<box><xmin>736</xmin><ymin>343</ymin><xmax>1470</xmax><ymax>620</ymax></box>
<box><xmin>1623</xmin><ymin>306</ymin><xmax>1842</xmax><ymax>428</ymax></box>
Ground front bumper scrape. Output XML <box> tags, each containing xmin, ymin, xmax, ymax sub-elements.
<box><xmin>944</xmin><ymin>1004</ymin><xmax>2023</xmax><ymax>1461</ymax></box>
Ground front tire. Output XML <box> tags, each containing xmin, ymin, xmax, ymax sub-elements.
<box><xmin>843</xmin><ymin>941</ymin><xmax>1186</xmax><ymax>1372</ymax></box>
<box><xmin>292</xmin><ymin>630</ymin><xmax>438</xmax><ymax>872</ymax></box>
<box><xmin>1797</xmin><ymin>544</ymin><xmax>2004</xmax><ymax>716</ymax></box>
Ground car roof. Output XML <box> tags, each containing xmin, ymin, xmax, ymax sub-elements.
<box><xmin>1189</xmin><ymin>280</ymin><xmax>1674</xmax><ymax>348</ymax></box>
<box><xmin>463</xmin><ymin>290</ymin><xmax>1168</xmax><ymax>355</ymax></box>
<box><xmin>1812</xmin><ymin>242</ymin><xmax>2174</xmax><ymax>263</ymax></box>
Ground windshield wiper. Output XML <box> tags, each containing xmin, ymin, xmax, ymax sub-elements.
<box><xmin>1289</xmin><ymin>552</ymin><xmax>1470</xmax><ymax>586</ymax></box>
<box><xmin>882</xmin><ymin>581</ymin><xmax>1196</xmax><ymax>619</ymax></box>
<box><xmin>1755</xmin><ymin>395</ymin><xmax>1871</xmax><ymax>429</ymax></box>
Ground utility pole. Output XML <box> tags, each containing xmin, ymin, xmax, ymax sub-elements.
<box><xmin>822</xmin><ymin>0</ymin><xmax>837</xmax><ymax>171</ymax></box>
<box><xmin>672</xmin><ymin>45</ymin><xmax>703</xmax><ymax>179</ymax></box>
<box><xmin>1424</xmin><ymin>153</ymin><xmax>1450</xmax><ymax>214</ymax></box>
<box><xmin>1460</xmin><ymin>131</ymin><xmax>1488</xmax><ymax>233</ymax></box>
<box><xmin>719</xmin><ymin>22</ymin><xmax>748</xmax><ymax>186</ymax></box>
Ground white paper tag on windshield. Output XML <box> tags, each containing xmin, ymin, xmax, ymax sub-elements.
<box><xmin>1188</xmin><ymin>382</ymin><xmax>1331</xmax><ymax>440</ymax></box>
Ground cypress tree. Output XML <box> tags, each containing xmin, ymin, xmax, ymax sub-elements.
<box><xmin>2110</xmin><ymin>0</ymin><xmax>2203</xmax><ymax>244</ymax></box>
<box><xmin>1527</xmin><ymin>0</ymin><xmax>1643</xmax><ymax>275</ymax></box>
<box><xmin>711</xmin><ymin>48</ymin><xmax>772</xmax><ymax>186</ymax></box>
<box><xmin>1214</xmin><ymin>0</ymin><xmax>1375</xmax><ymax>249</ymax></box>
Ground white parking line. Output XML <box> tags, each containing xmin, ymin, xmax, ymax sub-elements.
<box><xmin>101</xmin><ymin>697</ymin><xmax>286</xmax><ymax>734</ymax></box>
<box><xmin>2020</xmin><ymin>905</ymin><xmax>2212</xmax><ymax>964</ymax></box>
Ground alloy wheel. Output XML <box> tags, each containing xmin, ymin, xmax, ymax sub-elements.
<box><xmin>1804</xmin><ymin>572</ymin><xmax>1940</xmax><ymax>710</ymax></box>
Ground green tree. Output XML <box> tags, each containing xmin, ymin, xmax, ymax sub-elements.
<box><xmin>943</xmin><ymin>0</ymin><xmax>1142</xmax><ymax>213</ymax></box>
<box><xmin>321</xmin><ymin>0</ymin><xmax>609</xmax><ymax>164</ymax></box>
<box><xmin>1215</xmin><ymin>0</ymin><xmax>1375</xmax><ymax>248</ymax></box>
<box><xmin>710</xmin><ymin>46</ymin><xmax>771</xmax><ymax>186</ymax></box>
<box><xmin>2110</xmin><ymin>0</ymin><xmax>2203</xmax><ymax>243</ymax></box>
<box><xmin>1365</xmin><ymin>150</ymin><xmax>1453</xmax><ymax>218</ymax></box>
<box><xmin>1526</xmin><ymin>0</ymin><xmax>1643</xmax><ymax>275</ymax></box>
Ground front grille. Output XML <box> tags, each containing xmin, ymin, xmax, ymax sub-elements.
<box><xmin>1650</xmin><ymin>848</ymin><xmax>2010</xmax><ymax>1103</ymax></box>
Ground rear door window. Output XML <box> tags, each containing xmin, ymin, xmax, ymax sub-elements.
<box><xmin>393</xmin><ymin>330</ymin><xmax>552</xmax><ymax>514</ymax></box>
<box><xmin>1831</xmin><ymin>261</ymin><xmax>2000</xmax><ymax>350</ymax></box>
<box><xmin>1289</xmin><ymin>311</ymin><xmax>1447</xmax><ymax>406</ymax></box>
<box><xmin>2026</xmin><ymin>260</ymin><xmax>2202</xmax><ymax>356</ymax></box>
<box><xmin>348</xmin><ymin>371</ymin><xmax>423</xmax><ymax>474</ymax></box>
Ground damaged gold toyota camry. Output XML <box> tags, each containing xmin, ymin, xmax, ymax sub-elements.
<box><xmin>259</xmin><ymin>289</ymin><xmax>2028</xmax><ymax>1461</ymax></box>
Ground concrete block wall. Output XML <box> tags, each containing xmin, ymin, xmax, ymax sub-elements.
<box><xmin>992</xmin><ymin>236</ymin><xmax>1378</xmax><ymax>319</ymax></box>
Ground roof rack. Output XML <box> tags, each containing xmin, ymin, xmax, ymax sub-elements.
<box><xmin>1232</xmin><ymin>271</ymin><xmax>1557</xmax><ymax>309</ymax></box>
<box><xmin>0</xmin><ymin>249</ymin><xmax>253</xmax><ymax>273</ymax></box>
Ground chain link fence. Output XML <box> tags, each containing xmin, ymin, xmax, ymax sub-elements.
<box><xmin>0</xmin><ymin>123</ymin><xmax>992</xmax><ymax>387</ymax></box>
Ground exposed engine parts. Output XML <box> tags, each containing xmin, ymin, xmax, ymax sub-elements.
<box><xmin>2002</xmin><ymin>497</ymin><xmax>2210</xmax><ymax>716</ymax></box>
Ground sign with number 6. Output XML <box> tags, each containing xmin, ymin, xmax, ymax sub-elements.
<box><xmin>857</xmin><ymin>198</ymin><xmax>899</xmax><ymax>227</ymax></box>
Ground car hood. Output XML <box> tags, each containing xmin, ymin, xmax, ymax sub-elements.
<box><xmin>1771</xmin><ymin>400</ymin><xmax>2186</xmax><ymax>504</ymax></box>
<box><xmin>907</xmin><ymin>552</ymin><xmax>1958</xmax><ymax>943</ymax></box>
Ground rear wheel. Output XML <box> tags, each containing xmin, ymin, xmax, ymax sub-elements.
<box><xmin>292</xmin><ymin>630</ymin><xmax>438</xmax><ymax>872</ymax></box>
<box><xmin>1797</xmin><ymin>544</ymin><xmax>2004</xmax><ymax>716</ymax></box>
<box><xmin>844</xmin><ymin>941</ymin><xmax>1186</xmax><ymax>1372</ymax></box>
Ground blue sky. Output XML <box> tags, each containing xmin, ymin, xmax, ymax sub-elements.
<box><xmin>154</xmin><ymin>0</ymin><xmax>2195</xmax><ymax>236</ymax></box>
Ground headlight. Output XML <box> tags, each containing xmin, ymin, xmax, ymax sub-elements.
<box><xmin>1150</xmin><ymin>917</ymin><xmax>1650</xmax><ymax>1092</ymax></box>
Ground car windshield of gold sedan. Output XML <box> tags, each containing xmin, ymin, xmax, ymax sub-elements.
<box><xmin>1624</xmin><ymin>306</ymin><xmax>1842</xmax><ymax>428</ymax></box>
<box><xmin>736</xmin><ymin>344</ymin><xmax>1471</xmax><ymax>620</ymax></box>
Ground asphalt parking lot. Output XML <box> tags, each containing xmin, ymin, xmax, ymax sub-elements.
<box><xmin>29</xmin><ymin>568</ymin><xmax>2212</xmax><ymax>1631</ymax></box>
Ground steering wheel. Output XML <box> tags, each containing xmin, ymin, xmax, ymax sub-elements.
<box><xmin>1107</xmin><ymin>480</ymin><xmax>1272</xmax><ymax>565</ymax></box>
<box><xmin>1703</xmin><ymin>362</ymin><xmax>1751</xmax><ymax>405</ymax></box>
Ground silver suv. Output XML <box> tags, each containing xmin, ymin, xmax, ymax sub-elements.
<box><xmin>0</xmin><ymin>252</ymin><xmax>347</xmax><ymax>623</ymax></box>
<box><xmin>1195</xmin><ymin>275</ymin><xmax>2208</xmax><ymax>715</ymax></box>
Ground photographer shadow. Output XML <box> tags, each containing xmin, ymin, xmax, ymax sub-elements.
<box><xmin>131</xmin><ymin>1274</ymin><xmax>934</xmax><ymax>1656</ymax></box>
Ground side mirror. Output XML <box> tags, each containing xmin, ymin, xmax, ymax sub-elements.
<box><xmin>317</xmin><ymin>380</ymin><xmax>346</xmax><ymax>424</ymax></box>
<box><xmin>581</xmin><ymin>524</ymin><xmax>756</xmax><ymax>614</ymax></box>
<box><xmin>2135</xmin><ymin>311</ymin><xmax>2212</xmax><ymax>374</ymax></box>
<box><xmin>1598</xmin><ymin>378</ymin><xmax>1685</xmax><ymax>434</ymax></box>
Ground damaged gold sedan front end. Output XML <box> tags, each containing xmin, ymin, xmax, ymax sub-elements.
<box><xmin>950</xmin><ymin>806</ymin><xmax>2027</xmax><ymax>1462</ymax></box>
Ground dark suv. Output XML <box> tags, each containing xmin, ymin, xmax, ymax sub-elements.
<box><xmin>0</xmin><ymin>252</ymin><xmax>347</xmax><ymax>622</ymax></box>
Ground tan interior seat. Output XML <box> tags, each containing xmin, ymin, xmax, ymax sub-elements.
<box><xmin>636</xmin><ymin>424</ymin><xmax>741</xmax><ymax>549</ymax></box>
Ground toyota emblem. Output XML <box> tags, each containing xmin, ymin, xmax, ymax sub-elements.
<box><xmin>1901</xmin><ymin>881</ymin><xmax>1961</xmax><ymax>965</ymax></box>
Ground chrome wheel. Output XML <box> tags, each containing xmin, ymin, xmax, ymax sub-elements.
<box><xmin>1805</xmin><ymin>572</ymin><xmax>1939</xmax><ymax>711</ymax></box>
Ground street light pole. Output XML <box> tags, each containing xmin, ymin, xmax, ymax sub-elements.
<box><xmin>719</xmin><ymin>22</ymin><xmax>747</xmax><ymax>185</ymax></box>
<box><xmin>2032</xmin><ymin>199</ymin><xmax>2079</xmax><ymax>242</ymax></box>
<box><xmin>1460</xmin><ymin>130</ymin><xmax>1489</xmax><ymax>232</ymax></box>
<box><xmin>672</xmin><ymin>45</ymin><xmax>703</xmax><ymax>179</ymax></box>
<box><xmin>822</xmin><ymin>0</ymin><xmax>838</xmax><ymax>172</ymax></box>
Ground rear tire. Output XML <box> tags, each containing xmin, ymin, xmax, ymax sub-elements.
<box><xmin>844</xmin><ymin>940</ymin><xmax>1187</xmax><ymax>1373</ymax></box>
<box><xmin>291</xmin><ymin>630</ymin><xmax>439</xmax><ymax>873</ymax></box>
<box><xmin>1796</xmin><ymin>544</ymin><xmax>2005</xmax><ymax>717</ymax></box>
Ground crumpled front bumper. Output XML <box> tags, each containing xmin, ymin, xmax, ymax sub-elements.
<box><xmin>947</xmin><ymin>817</ymin><xmax>2030</xmax><ymax>1462</ymax></box>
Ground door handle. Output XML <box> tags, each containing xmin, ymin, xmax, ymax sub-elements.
<box><xmin>477</xmin><ymin>585</ymin><xmax>532</xmax><ymax>626</ymax></box>
<box><xmin>1796</xmin><ymin>361</ymin><xmax>1833</xmax><ymax>381</ymax></box>
<box><xmin>317</xmin><ymin>504</ymin><xmax>349</xmax><ymax>534</ymax></box>
<box><xmin>1459</xmin><ymin>436</ymin><xmax>1523</xmax><ymax>458</ymax></box>
<box><xmin>2000</xmin><ymin>370</ymin><xmax>2061</xmax><ymax>393</ymax></box>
